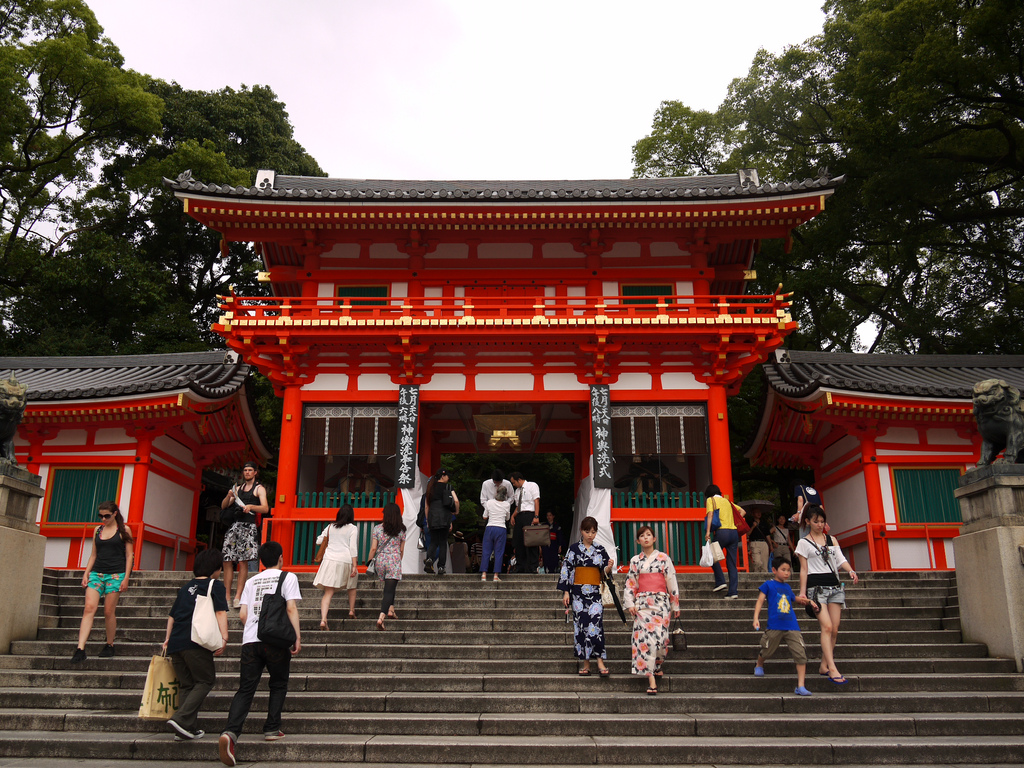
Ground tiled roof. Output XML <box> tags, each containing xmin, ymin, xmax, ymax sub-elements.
<box><xmin>164</xmin><ymin>169</ymin><xmax>844</xmax><ymax>203</ymax></box>
<box><xmin>0</xmin><ymin>351</ymin><xmax>249</xmax><ymax>402</ymax></box>
<box><xmin>764</xmin><ymin>349</ymin><xmax>1024</xmax><ymax>400</ymax></box>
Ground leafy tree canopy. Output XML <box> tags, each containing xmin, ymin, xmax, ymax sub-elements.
<box><xmin>634</xmin><ymin>0</ymin><xmax>1024</xmax><ymax>355</ymax></box>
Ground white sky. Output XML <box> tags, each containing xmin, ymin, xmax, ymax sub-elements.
<box><xmin>88</xmin><ymin>0</ymin><xmax>827</xmax><ymax>181</ymax></box>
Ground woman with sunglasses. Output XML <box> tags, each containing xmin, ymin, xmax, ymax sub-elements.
<box><xmin>72</xmin><ymin>501</ymin><xmax>134</xmax><ymax>662</ymax></box>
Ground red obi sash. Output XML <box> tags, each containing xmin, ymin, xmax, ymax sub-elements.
<box><xmin>637</xmin><ymin>572</ymin><xmax>668</xmax><ymax>593</ymax></box>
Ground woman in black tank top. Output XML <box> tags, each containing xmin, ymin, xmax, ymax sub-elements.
<box><xmin>72</xmin><ymin>501</ymin><xmax>134</xmax><ymax>662</ymax></box>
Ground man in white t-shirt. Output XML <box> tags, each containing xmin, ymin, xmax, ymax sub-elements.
<box><xmin>510</xmin><ymin>471</ymin><xmax>541</xmax><ymax>573</ymax></box>
<box><xmin>218</xmin><ymin>542</ymin><xmax>301</xmax><ymax>767</ymax></box>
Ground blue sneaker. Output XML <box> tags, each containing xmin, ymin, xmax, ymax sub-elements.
<box><xmin>753</xmin><ymin>665</ymin><xmax>765</xmax><ymax>677</ymax></box>
<box><xmin>794</xmin><ymin>686</ymin><xmax>812</xmax><ymax>696</ymax></box>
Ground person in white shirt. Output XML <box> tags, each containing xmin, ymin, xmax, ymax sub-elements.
<box><xmin>312</xmin><ymin>504</ymin><xmax>359</xmax><ymax>629</ymax></box>
<box><xmin>218</xmin><ymin>542</ymin><xmax>301</xmax><ymax>767</ymax></box>
<box><xmin>480</xmin><ymin>485</ymin><xmax>512</xmax><ymax>581</ymax></box>
<box><xmin>480</xmin><ymin>469</ymin><xmax>515</xmax><ymax>508</ymax></box>
<box><xmin>510</xmin><ymin>472</ymin><xmax>541</xmax><ymax>573</ymax></box>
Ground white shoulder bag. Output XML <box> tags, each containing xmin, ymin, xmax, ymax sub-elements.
<box><xmin>190</xmin><ymin>579</ymin><xmax>222</xmax><ymax>651</ymax></box>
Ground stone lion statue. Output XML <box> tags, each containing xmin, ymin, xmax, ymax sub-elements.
<box><xmin>0</xmin><ymin>377</ymin><xmax>27</xmax><ymax>464</ymax></box>
<box><xmin>973</xmin><ymin>379</ymin><xmax>1024</xmax><ymax>466</ymax></box>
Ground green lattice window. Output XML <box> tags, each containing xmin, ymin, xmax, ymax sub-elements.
<box><xmin>893</xmin><ymin>468</ymin><xmax>961</xmax><ymax>524</ymax></box>
<box><xmin>621</xmin><ymin>284</ymin><xmax>674</xmax><ymax>306</ymax></box>
<box><xmin>46</xmin><ymin>468</ymin><xmax>121</xmax><ymax>523</ymax></box>
<box><xmin>336</xmin><ymin>285</ymin><xmax>388</xmax><ymax>306</ymax></box>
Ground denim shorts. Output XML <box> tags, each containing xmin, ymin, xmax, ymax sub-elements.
<box><xmin>810</xmin><ymin>584</ymin><xmax>845</xmax><ymax>607</ymax></box>
<box><xmin>87</xmin><ymin>571</ymin><xmax>125</xmax><ymax>596</ymax></box>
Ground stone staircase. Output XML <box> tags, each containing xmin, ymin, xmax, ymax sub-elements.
<box><xmin>0</xmin><ymin>569</ymin><xmax>1022</xmax><ymax>766</ymax></box>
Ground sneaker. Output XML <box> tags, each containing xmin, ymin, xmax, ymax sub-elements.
<box><xmin>725</xmin><ymin>594</ymin><xmax>739</xmax><ymax>600</ymax></box>
<box><xmin>712</xmin><ymin>584</ymin><xmax>727</xmax><ymax>593</ymax></box>
<box><xmin>437</xmin><ymin>567</ymin><xmax>446</xmax><ymax>576</ymax></box>
<box><xmin>232</xmin><ymin>597</ymin><xmax>241</xmax><ymax>609</ymax></box>
<box><xmin>423</xmin><ymin>559</ymin><xmax>434</xmax><ymax>574</ymax></box>
<box><xmin>264</xmin><ymin>730</ymin><xmax>285</xmax><ymax>741</ymax></box>
<box><xmin>98</xmin><ymin>644</ymin><xmax>115</xmax><ymax>658</ymax></box>
<box><xmin>794</xmin><ymin>685</ymin><xmax>812</xmax><ymax>696</ymax></box>
<box><xmin>493</xmin><ymin>575</ymin><xmax>501</xmax><ymax>582</ymax></box>
<box><xmin>169</xmin><ymin>720</ymin><xmax>204</xmax><ymax>740</ymax></box>
<box><xmin>218</xmin><ymin>732</ymin><xmax>236</xmax><ymax>766</ymax></box>
<box><xmin>70</xmin><ymin>648</ymin><xmax>86</xmax><ymax>663</ymax></box>
<box><xmin>754</xmin><ymin>665</ymin><xmax>765</xmax><ymax>677</ymax></box>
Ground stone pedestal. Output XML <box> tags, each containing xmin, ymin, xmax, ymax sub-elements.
<box><xmin>0</xmin><ymin>463</ymin><xmax>45</xmax><ymax>655</ymax></box>
<box><xmin>953</xmin><ymin>464</ymin><xmax>1024</xmax><ymax>672</ymax></box>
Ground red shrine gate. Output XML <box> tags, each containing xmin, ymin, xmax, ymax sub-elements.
<box><xmin>169</xmin><ymin>170</ymin><xmax>841</xmax><ymax>572</ymax></box>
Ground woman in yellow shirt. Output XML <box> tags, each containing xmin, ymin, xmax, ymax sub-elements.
<box><xmin>704</xmin><ymin>484</ymin><xmax>740</xmax><ymax>598</ymax></box>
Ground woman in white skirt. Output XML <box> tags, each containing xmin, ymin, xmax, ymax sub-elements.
<box><xmin>313</xmin><ymin>504</ymin><xmax>359</xmax><ymax>630</ymax></box>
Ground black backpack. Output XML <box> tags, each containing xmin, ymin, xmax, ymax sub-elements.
<box><xmin>256</xmin><ymin>572</ymin><xmax>296</xmax><ymax>649</ymax></box>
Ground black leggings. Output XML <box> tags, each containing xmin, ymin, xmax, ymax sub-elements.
<box><xmin>380</xmin><ymin>578</ymin><xmax>398</xmax><ymax>615</ymax></box>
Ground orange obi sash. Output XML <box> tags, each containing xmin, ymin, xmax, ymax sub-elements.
<box><xmin>573</xmin><ymin>566</ymin><xmax>601</xmax><ymax>586</ymax></box>
<box><xmin>637</xmin><ymin>572</ymin><xmax>668</xmax><ymax>593</ymax></box>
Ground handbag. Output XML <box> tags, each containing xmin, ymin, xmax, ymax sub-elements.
<box><xmin>670</xmin><ymin>618</ymin><xmax>687</xmax><ymax>652</ymax></box>
<box><xmin>711</xmin><ymin>541</ymin><xmax>725</xmax><ymax>561</ymax></box>
<box><xmin>190</xmin><ymin>579</ymin><xmax>222</xmax><ymax>651</ymax></box>
<box><xmin>734</xmin><ymin>505</ymin><xmax>751</xmax><ymax>537</ymax></box>
<box><xmin>523</xmin><ymin>524</ymin><xmax>549</xmax><ymax>548</ymax></box>
<box><xmin>365</xmin><ymin>556</ymin><xmax>377</xmax><ymax>578</ymax></box>
<box><xmin>600</xmin><ymin>578</ymin><xmax>615</xmax><ymax>607</ymax></box>
<box><xmin>138</xmin><ymin>649</ymin><xmax>179</xmax><ymax>720</ymax></box>
<box><xmin>257</xmin><ymin>572</ymin><xmax>297</xmax><ymax>649</ymax></box>
<box><xmin>313</xmin><ymin>528</ymin><xmax>329</xmax><ymax>564</ymax></box>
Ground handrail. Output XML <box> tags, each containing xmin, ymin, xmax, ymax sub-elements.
<box><xmin>836</xmin><ymin>521</ymin><xmax>960</xmax><ymax>571</ymax></box>
<box><xmin>221</xmin><ymin>293</ymin><xmax>791</xmax><ymax>324</ymax></box>
<box><xmin>39</xmin><ymin>521</ymin><xmax>198</xmax><ymax>571</ymax></box>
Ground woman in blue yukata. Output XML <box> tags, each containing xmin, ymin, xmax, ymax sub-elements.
<box><xmin>557</xmin><ymin>516</ymin><xmax>614</xmax><ymax>676</ymax></box>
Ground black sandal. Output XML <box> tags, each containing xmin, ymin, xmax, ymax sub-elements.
<box><xmin>646</xmin><ymin>685</ymin><xmax>658</xmax><ymax>696</ymax></box>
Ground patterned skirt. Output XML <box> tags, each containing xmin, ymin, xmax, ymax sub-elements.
<box><xmin>222</xmin><ymin>522</ymin><xmax>259</xmax><ymax>562</ymax></box>
<box><xmin>630</xmin><ymin>591</ymin><xmax>672</xmax><ymax>675</ymax></box>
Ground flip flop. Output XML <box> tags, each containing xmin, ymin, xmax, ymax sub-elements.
<box><xmin>599</xmin><ymin>668</ymin><xmax>611</xmax><ymax>677</ymax></box>
<box><xmin>348</xmin><ymin>611</ymin><xmax>356</xmax><ymax>618</ymax></box>
<box><xmin>376</xmin><ymin>618</ymin><xmax>386</xmax><ymax>631</ymax></box>
<box><xmin>828</xmin><ymin>673</ymin><xmax>848</xmax><ymax>685</ymax></box>
<box><xmin>578</xmin><ymin>669</ymin><xmax>591</xmax><ymax>676</ymax></box>
<box><xmin>646</xmin><ymin>686</ymin><xmax>658</xmax><ymax>696</ymax></box>
<box><xmin>319</xmin><ymin>621</ymin><xmax>328</xmax><ymax>631</ymax></box>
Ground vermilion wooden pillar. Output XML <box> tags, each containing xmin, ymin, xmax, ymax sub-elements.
<box><xmin>127</xmin><ymin>427</ymin><xmax>157</xmax><ymax>571</ymax></box>
<box><xmin>707</xmin><ymin>383</ymin><xmax>734</xmax><ymax>499</ymax></box>
<box><xmin>855</xmin><ymin>428</ymin><xmax>890</xmax><ymax>570</ymax></box>
<box><xmin>275</xmin><ymin>384</ymin><xmax>303</xmax><ymax>564</ymax></box>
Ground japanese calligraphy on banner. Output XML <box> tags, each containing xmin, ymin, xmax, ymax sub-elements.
<box><xmin>396</xmin><ymin>385</ymin><xmax>420</xmax><ymax>489</ymax></box>
<box><xmin>590</xmin><ymin>384</ymin><xmax>613</xmax><ymax>488</ymax></box>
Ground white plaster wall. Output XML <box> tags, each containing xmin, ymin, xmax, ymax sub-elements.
<box><xmin>323</xmin><ymin>242</ymin><xmax>360</xmax><ymax>259</ymax></box>
<box><xmin>661</xmin><ymin>372</ymin><xmax>707</xmax><ymax>390</ymax></box>
<box><xmin>358</xmin><ymin>375</ymin><xmax>399</xmax><ymax>392</ymax></box>
<box><xmin>877</xmin><ymin>463</ymin><xmax>897</xmax><ymax>524</ymax></box>
<box><xmin>822</xmin><ymin>435</ymin><xmax>859</xmax><ymax>468</ymax></box>
<box><xmin>543</xmin><ymin>243</ymin><xmax>581</xmax><ymax>259</ymax></box>
<box><xmin>430</xmin><ymin>243</ymin><xmax>469</xmax><ymax>259</ymax></box>
<box><xmin>303</xmin><ymin>374</ymin><xmax>349</xmax><ymax>391</ymax></box>
<box><xmin>602</xmin><ymin>281</ymin><xmax>618</xmax><ymax>297</ymax></box>
<box><xmin>139</xmin><ymin>540</ymin><xmax>163</xmax><ymax>570</ymax></box>
<box><xmin>944</xmin><ymin>539</ymin><xmax>956</xmax><ymax>568</ymax></box>
<box><xmin>543</xmin><ymin>373</ymin><xmax>588</xmax><ymax>391</ymax></box>
<box><xmin>650</xmin><ymin>242</ymin><xmax>685</xmax><ymax>258</ymax></box>
<box><xmin>847</xmin><ymin>541</ymin><xmax>869</xmax><ymax>572</ymax></box>
<box><xmin>883</xmin><ymin>428</ymin><xmax>919</xmax><ymax>445</ymax></box>
<box><xmin>44</xmin><ymin>537</ymin><xmax>72</xmax><ymax>568</ymax></box>
<box><xmin>929</xmin><ymin>428</ymin><xmax>972</xmax><ymax>445</ymax></box>
<box><xmin>607</xmin><ymin>242</ymin><xmax>641</xmax><ymax>258</ymax></box>
<box><xmin>391</xmin><ymin>283</ymin><xmax>408</xmax><ymax>297</ymax></box>
<box><xmin>43</xmin><ymin>430</ymin><xmax>89</xmax><ymax>447</ymax></box>
<box><xmin>421</xmin><ymin>374</ymin><xmax>467</xmax><ymax>391</ymax></box>
<box><xmin>478</xmin><ymin>243</ymin><xmax>532</xmax><ymax>260</ymax></box>
<box><xmin>94</xmin><ymin>428</ymin><xmax>128</xmax><ymax>445</ymax></box>
<box><xmin>476</xmin><ymin>374</ymin><xmax>534</xmax><ymax>391</ymax></box>
<box><xmin>611</xmin><ymin>373</ymin><xmax>653</xmax><ymax>390</ymax></box>
<box><xmin>369</xmin><ymin>243</ymin><xmax>402</xmax><ymax>259</ymax></box>
<box><xmin>143</xmin><ymin>473</ymin><xmax>194</xmax><ymax>538</ymax></box>
<box><xmin>888</xmin><ymin>538</ymin><xmax>935</xmax><ymax>569</ymax></box>
<box><xmin>154</xmin><ymin>434</ymin><xmax>193</xmax><ymax>468</ymax></box>
<box><xmin>120</xmin><ymin>465</ymin><xmax>136</xmax><ymax>510</ymax></box>
<box><xmin>675</xmin><ymin>281</ymin><xmax>694</xmax><ymax>295</ymax></box>
<box><xmin>821</xmin><ymin>473</ymin><xmax>869</xmax><ymax>536</ymax></box>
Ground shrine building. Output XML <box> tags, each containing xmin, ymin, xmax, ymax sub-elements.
<box><xmin>746</xmin><ymin>349</ymin><xmax>1024</xmax><ymax>572</ymax></box>
<box><xmin>3</xmin><ymin>352</ymin><xmax>271</xmax><ymax>571</ymax></box>
<box><xmin>166</xmin><ymin>169</ymin><xmax>842</xmax><ymax>572</ymax></box>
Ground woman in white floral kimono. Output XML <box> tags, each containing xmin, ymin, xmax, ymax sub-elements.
<box><xmin>622</xmin><ymin>525</ymin><xmax>680</xmax><ymax>695</ymax></box>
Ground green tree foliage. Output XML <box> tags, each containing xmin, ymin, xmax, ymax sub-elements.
<box><xmin>0</xmin><ymin>0</ymin><xmax>162</xmax><ymax>338</ymax></box>
<box><xmin>633</xmin><ymin>0</ymin><xmax>1024</xmax><ymax>356</ymax></box>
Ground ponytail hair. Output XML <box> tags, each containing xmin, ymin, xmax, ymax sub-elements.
<box><xmin>98</xmin><ymin>500</ymin><xmax>133</xmax><ymax>544</ymax></box>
